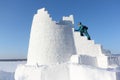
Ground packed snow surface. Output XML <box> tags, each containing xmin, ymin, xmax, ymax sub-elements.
<box><xmin>0</xmin><ymin>61</ymin><xmax>26</xmax><ymax>80</ymax></box>
<box><xmin>0</xmin><ymin>71</ymin><xmax>14</xmax><ymax>80</ymax></box>
<box><xmin>15</xmin><ymin>64</ymin><xmax>69</xmax><ymax>80</ymax></box>
<box><xmin>15</xmin><ymin>63</ymin><xmax>120</xmax><ymax>80</ymax></box>
<box><xmin>0</xmin><ymin>61</ymin><xmax>26</xmax><ymax>72</ymax></box>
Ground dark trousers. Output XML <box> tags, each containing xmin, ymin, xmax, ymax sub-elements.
<box><xmin>80</xmin><ymin>30</ymin><xmax>91</xmax><ymax>40</ymax></box>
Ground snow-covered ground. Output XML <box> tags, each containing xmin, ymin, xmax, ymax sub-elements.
<box><xmin>0</xmin><ymin>61</ymin><xmax>26</xmax><ymax>72</ymax></box>
<box><xmin>0</xmin><ymin>61</ymin><xmax>26</xmax><ymax>80</ymax></box>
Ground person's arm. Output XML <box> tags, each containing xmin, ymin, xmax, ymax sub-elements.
<box><xmin>74</xmin><ymin>27</ymin><xmax>80</xmax><ymax>31</ymax></box>
<box><xmin>79</xmin><ymin>25</ymin><xmax>84</xmax><ymax>32</ymax></box>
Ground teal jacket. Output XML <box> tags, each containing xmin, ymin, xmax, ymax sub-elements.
<box><xmin>75</xmin><ymin>25</ymin><xmax>84</xmax><ymax>32</ymax></box>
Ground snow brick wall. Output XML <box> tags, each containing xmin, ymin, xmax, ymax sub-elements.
<box><xmin>27</xmin><ymin>8</ymin><xmax>76</xmax><ymax>65</ymax></box>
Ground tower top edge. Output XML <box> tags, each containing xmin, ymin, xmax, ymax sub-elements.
<box><xmin>37</xmin><ymin>8</ymin><xmax>46</xmax><ymax>13</ymax></box>
<box><xmin>34</xmin><ymin>8</ymin><xmax>74</xmax><ymax>25</ymax></box>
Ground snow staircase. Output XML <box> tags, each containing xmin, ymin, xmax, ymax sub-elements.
<box><xmin>71</xmin><ymin>29</ymin><xmax>108</xmax><ymax>68</ymax></box>
<box><xmin>73</xmin><ymin>30</ymin><xmax>102</xmax><ymax>56</ymax></box>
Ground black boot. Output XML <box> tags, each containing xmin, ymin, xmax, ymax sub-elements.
<box><xmin>80</xmin><ymin>33</ymin><xmax>84</xmax><ymax>36</ymax></box>
<box><xmin>88</xmin><ymin>37</ymin><xmax>91</xmax><ymax>40</ymax></box>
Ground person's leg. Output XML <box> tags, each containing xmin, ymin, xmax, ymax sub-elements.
<box><xmin>84</xmin><ymin>31</ymin><xmax>91</xmax><ymax>40</ymax></box>
<box><xmin>80</xmin><ymin>30</ymin><xmax>84</xmax><ymax>36</ymax></box>
<box><xmin>80</xmin><ymin>32</ymin><xmax>84</xmax><ymax>36</ymax></box>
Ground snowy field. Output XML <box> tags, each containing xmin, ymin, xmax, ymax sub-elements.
<box><xmin>0</xmin><ymin>61</ymin><xmax>26</xmax><ymax>80</ymax></box>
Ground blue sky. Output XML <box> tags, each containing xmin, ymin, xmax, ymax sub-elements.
<box><xmin>0</xmin><ymin>0</ymin><xmax>120</xmax><ymax>59</ymax></box>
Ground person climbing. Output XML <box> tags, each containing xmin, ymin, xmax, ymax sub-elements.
<box><xmin>75</xmin><ymin>22</ymin><xmax>91</xmax><ymax>40</ymax></box>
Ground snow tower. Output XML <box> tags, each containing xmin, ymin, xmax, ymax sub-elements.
<box><xmin>27</xmin><ymin>8</ymin><xmax>76</xmax><ymax>65</ymax></box>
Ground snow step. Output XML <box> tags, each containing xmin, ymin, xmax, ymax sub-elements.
<box><xmin>70</xmin><ymin>54</ymin><xmax>97</xmax><ymax>67</ymax></box>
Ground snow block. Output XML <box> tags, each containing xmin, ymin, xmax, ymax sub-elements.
<box><xmin>108</xmin><ymin>56</ymin><xmax>120</xmax><ymax>67</ymax></box>
<box><xmin>15</xmin><ymin>64</ymin><xmax>69</xmax><ymax>80</ymax></box>
<box><xmin>69</xmin><ymin>64</ymin><xmax>117</xmax><ymax>80</ymax></box>
<box><xmin>71</xmin><ymin>55</ymin><xmax>97</xmax><ymax>67</ymax></box>
<box><xmin>97</xmin><ymin>55</ymin><xmax>108</xmax><ymax>68</ymax></box>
